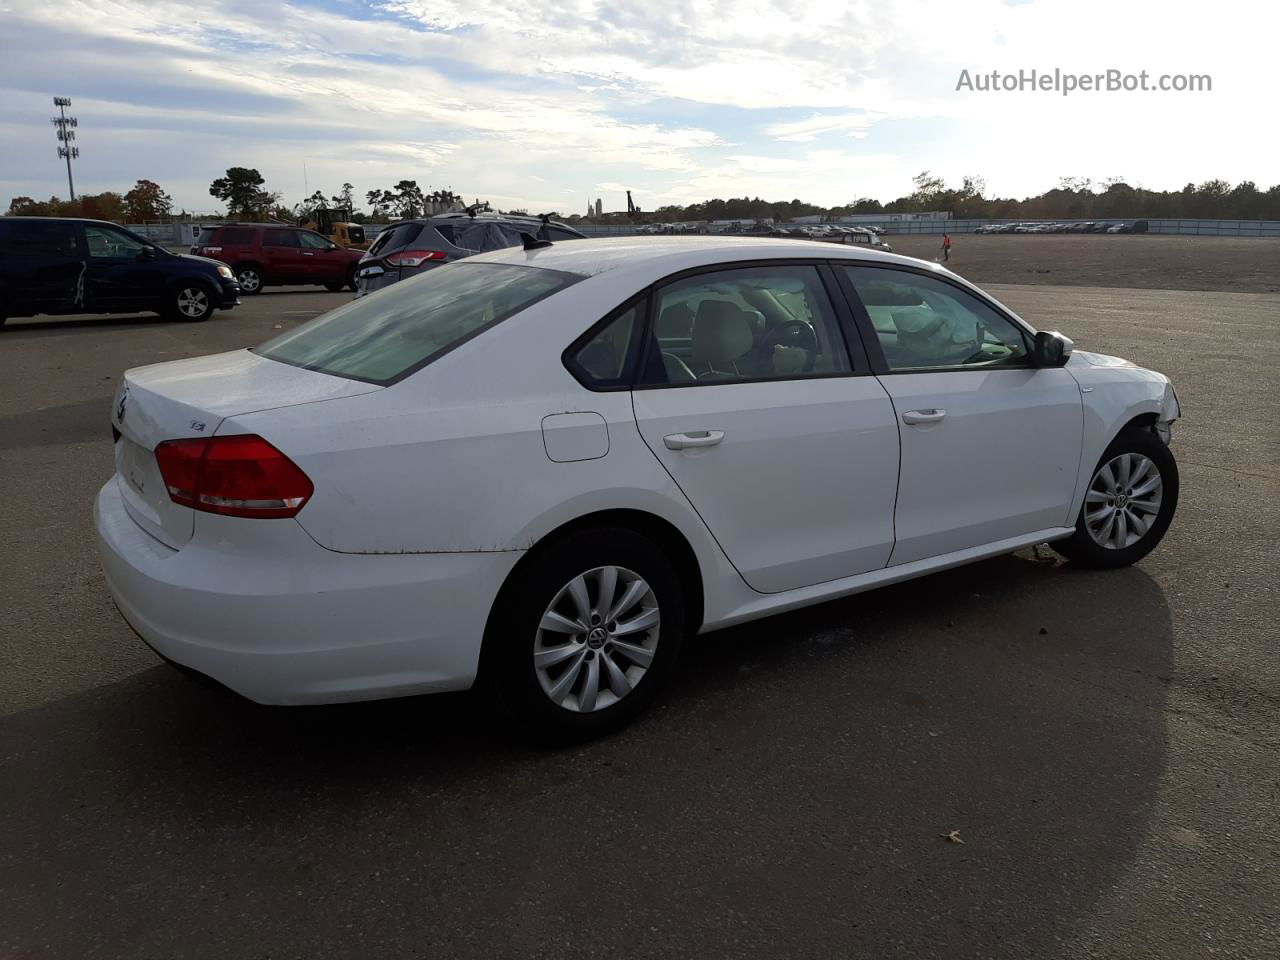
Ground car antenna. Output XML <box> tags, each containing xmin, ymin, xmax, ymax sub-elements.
<box><xmin>521</xmin><ymin>232</ymin><xmax>553</xmax><ymax>250</ymax></box>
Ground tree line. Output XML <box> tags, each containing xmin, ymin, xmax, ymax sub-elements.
<box><xmin>593</xmin><ymin>173</ymin><xmax>1280</xmax><ymax>225</ymax></box>
<box><xmin>8</xmin><ymin>170</ymin><xmax>1280</xmax><ymax>223</ymax></box>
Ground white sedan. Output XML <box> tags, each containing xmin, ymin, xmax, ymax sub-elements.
<box><xmin>96</xmin><ymin>237</ymin><xmax>1181</xmax><ymax>737</ymax></box>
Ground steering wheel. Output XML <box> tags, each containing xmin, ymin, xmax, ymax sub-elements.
<box><xmin>759</xmin><ymin>320</ymin><xmax>819</xmax><ymax>372</ymax></box>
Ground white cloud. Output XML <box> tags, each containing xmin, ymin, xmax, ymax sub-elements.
<box><xmin>0</xmin><ymin>0</ymin><xmax>1276</xmax><ymax>212</ymax></box>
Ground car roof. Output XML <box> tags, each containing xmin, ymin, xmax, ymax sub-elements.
<box><xmin>469</xmin><ymin>235</ymin><xmax>926</xmax><ymax>279</ymax></box>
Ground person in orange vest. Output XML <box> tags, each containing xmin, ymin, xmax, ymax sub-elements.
<box><xmin>941</xmin><ymin>232</ymin><xmax>953</xmax><ymax>262</ymax></box>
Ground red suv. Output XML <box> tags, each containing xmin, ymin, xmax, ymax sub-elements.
<box><xmin>191</xmin><ymin>224</ymin><xmax>364</xmax><ymax>295</ymax></box>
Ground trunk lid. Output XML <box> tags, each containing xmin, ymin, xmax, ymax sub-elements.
<box><xmin>111</xmin><ymin>349</ymin><xmax>380</xmax><ymax>547</ymax></box>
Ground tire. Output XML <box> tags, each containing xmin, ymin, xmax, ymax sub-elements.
<box><xmin>1054</xmin><ymin>426</ymin><xmax>1178</xmax><ymax>569</ymax></box>
<box><xmin>167</xmin><ymin>282</ymin><xmax>216</xmax><ymax>322</ymax></box>
<box><xmin>346</xmin><ymin>268</ymin><xmax>358</xmax><ymax>293</ymax></box>
<box><xmin>484</xmin><ymin>527</ymin><xmax>685</xmax><ymax>741</ymax></box>
<box><xmin>234</xmin><ymin>265</ymin><xmax>263</xmax><ymax>295</ymax></box>
<box><xmin>324</xmin><ymin>282</ymin><xmax>344</xmax><ymax>292</ymax></box>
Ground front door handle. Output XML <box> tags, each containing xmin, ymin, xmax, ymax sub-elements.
<box><xmin>901</xmin><ymin>408</ymin><xmax>947</xmax><ymax>425</ymax></box>
<box><xmin>302</xmin><ymin>252</ymin><xmax>315</xmax><ymax>256</ymax></box>
<box><xmin>664</xmin><ymin>430</ymin><xmax>724</xmax><ymax>450</ymax></box>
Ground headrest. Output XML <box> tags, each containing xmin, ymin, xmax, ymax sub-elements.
<box><xmin>692</xmin><ymin>300</ymin><xmax>755</xmax><ymax>366</ymax></box>
<box><xmin>657</xmin><ymin>301</ymin><xmax>694</xmax><ymax>337</ymax></box>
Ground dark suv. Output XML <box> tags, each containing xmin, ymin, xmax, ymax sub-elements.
<box><xmin>355</xmin><ymin>213</ymin><xmax>586</xmax><ymax>296</ymax></box>
<box><xmin>191</xmin><ymin>224</ymin><xmax>365</xmax><ymax>295</ymax></box>
<box><xmin>0</xmin><ymin>217</ymin><xmax>239</xmax><ymax>326</ymax></box>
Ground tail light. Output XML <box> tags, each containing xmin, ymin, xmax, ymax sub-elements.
<box><xmin>155</xmin><ymin>435</ymin><xmax>313</xmax><ymax>519</ymax></box>
<box><xmin>384</xmin><ymin>249</ymin><xmax>448</xmax><ymax>268</ymax></box>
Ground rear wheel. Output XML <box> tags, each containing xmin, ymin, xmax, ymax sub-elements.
<box><xmin>235</xmin><ymin>265</ymin><xmax>263</xmax><ymax>295</ymax></box>
<box><xmin>1054</xmin><ymin>426</ymin><xmax>1178</xmax><ymax>568</ymax></box>
<box><xmin>346</xmin><ymin>268</ymin><xmax>358</xmax><ymax>292</ymax></box>
<box><xmin>485</xmin><ymin>528</ymin><xmax>685</xmax><ymax>740</ymax></box>
<box><xmin>168</xmin><ymin>282</ymin><xmax>216</xmax><ymax>322</ymax></box>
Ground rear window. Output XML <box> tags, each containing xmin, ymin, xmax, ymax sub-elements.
<box><xmin>368</xmin><ymin>222</ymin><xmax>423</xmax><ymax>255</ymax></box>
<box><xmin>254</xmin><ymin>263</ymin><xmax>583</xmax><ymax>385</ymax></box>
<box><xmin>195</xmin><ymin>228</ymin><xmax>218</xmax><ymax>245</ymax></box>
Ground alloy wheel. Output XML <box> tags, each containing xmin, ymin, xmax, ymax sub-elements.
<box><xmin>533</xmin><ymin>565</ymin><xmax>660</xmax><ymax>713</ymax></box>
<box><xmin>1084</xmin><ymin>452</ymin><xmax>1163</xmax><ymax>550</ymax></box>
<box><xmin>238</xmin><ymin>269</ymin><xmax>261</xmax><ymax>293</ymax></box>
<box><xmin>176</xmin><ymin>287</ymin><xmax>209</xmax><ymax>318</ymax></box>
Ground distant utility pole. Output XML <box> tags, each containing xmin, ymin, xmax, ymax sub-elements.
<box><xmin>51</xmin><ymin>96</ymin><xmax>79</xmax><ymax>201</ymax></box>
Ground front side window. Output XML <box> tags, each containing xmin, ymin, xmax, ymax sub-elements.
<box><xmin>84</xmin><ymin>224</ymin><xmax>147</xmax><ymax>259</ymax></box>
<box><xmin>842</xmin><ymin>266</ymin><xmax>1030</xmax><ymax>371</ymax></box>
<box><xmin>640</xmin><ymin>265</ymin><xmax>851</xmax><ymax>385</ymax></box>
<box><xmin>298</xmin><ymin>231</ymin><xmax>331</xmax><ymax>250</ymax></box>
<box><xmin>256</xmin><ymin>263</ymin><xmax>582</xmax><ymax>385</ymax></box>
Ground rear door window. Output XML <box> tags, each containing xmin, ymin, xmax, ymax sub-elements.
<box><xmin>255</xmin><ymin>263</ymin><xmax>583</xmax><ymax>385</ymax></box>
<box><xmin>263</xmin><ymin>229</ymin><xmax>299</xmax><ymax>247</ymax></box>
<box><xmin>2</xmin><ymin>220</ymin><xmax>79</xmax><ymax>257</ymax></box>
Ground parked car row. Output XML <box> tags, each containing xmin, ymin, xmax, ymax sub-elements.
<box><xmin>0</xmin><ymin>217</ymin><xmax>240</xmax><ymax>325</ymax></box>
<box><xmin>975</xmin><ymin>220</ymin><xmax>1149</xmax><ymax>234</ymax></box>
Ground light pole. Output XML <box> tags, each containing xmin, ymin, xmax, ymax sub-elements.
<box><xmin>51</xmin><ymin>96</ymin><xmax>79</xmax><ymax>201</ymax></box>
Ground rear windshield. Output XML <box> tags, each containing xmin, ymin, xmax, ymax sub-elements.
<box><xmin>195</xmin><ymin>228</ymin><xmax>217</xmax><ymax>245</ymax></box>
<box><xmin>368</xmin><ymin>222</ymin><xmax>422</xmax><ymax>255</ymax></box>
<box><xmin>254</xmin><ymin>263</ymin><xmax>583</xmax><ymax>385</ymax></box>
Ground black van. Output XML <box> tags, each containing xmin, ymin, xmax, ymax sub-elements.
<box><xmin>0</xmin><ymin>218</ymin><xmax>241</xmax><ymax>326</ymax></box>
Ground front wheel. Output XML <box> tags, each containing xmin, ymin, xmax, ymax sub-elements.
<box><xmin>168</xmin><ymin>283</ymin><xmax>216</xmax><ymax>322</ymax></box>
<box><xmin>485</xmin><ymin>528</ymin><xmax>685</xmax><ymax>740</ymax></box>
<box><xmin>1054</xmin><ymin>426</ymin><xmax>1179</xmax><ymax>568</ymax></box>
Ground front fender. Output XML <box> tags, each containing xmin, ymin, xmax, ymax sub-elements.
<box><xmin>1065</xmin><ymin>352</ymin><xmax>1179</xmax><ymax>519</ymax></box>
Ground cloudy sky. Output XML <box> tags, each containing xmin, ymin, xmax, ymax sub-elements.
<box><xmin>1</xmin><ymin>0</ymin><xmax>1274</xmax><ymax>215</ymax></box>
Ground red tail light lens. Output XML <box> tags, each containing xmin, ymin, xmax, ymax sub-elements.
<box><xmin>384</xmin><ymin>249</ymin><xmax>448</xmax><ymax>267</ymax></box>
<box><xmin>154</xmin><ymin>435</ymin><xmax>313</xmax><ymax>519</ymax></box>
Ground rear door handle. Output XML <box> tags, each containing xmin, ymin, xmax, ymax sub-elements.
<box><xmin>664</xmin><ymin>430</ymin><xmax>724</xmax><ymax>450</ymax></box>
<box><xmin>901</xmin><ymin>408</ymin><xmax>947</xmax><ymax>425</ymax></box>
<box><xmin>302</xmin><ymin>252</ymin><xmax>315</xmax><ymax>256</ymax></box>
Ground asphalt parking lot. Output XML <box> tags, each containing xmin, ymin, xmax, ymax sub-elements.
<box><xmin>2</xmin><ymin>277</ymin><xmax>1278</xmax><ymax>958</ymax></box>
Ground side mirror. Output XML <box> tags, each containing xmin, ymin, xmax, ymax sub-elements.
<box><xmin>137</xmin><ymin>246</ymin><xmax>158</xmax><ymax>261</ymax></box>
<box><xmin>1033</xmin><ymin>330</ymin><xmax>1073</xmax><ymax>367</ymax></box>
<box><xmin>328</xmin><ymin>242</ymin><xmax>338</xmax><ymax>251</ymax></box>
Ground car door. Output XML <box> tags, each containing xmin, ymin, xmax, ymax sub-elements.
<box><xmin>838</xmin><ymin>265</ymin><xmax>1083</xmax><ymax>566</ymax></box>
<box><xmin>82</xmin><ymin>223</ymin><xmax>155</xmax><ymax>312</ymax></box>
<box><xmin>0</xmin><ymin>219</ymin><xmax>84</xmax><ymax>315</ymax></box>
<box><xmin>628</xmin><ymin>262</ymin><xmax>901</xmax><ymax>594</ymax></box>
<box><xmin>296</xmin><ymin>229</ymin><xmax>343</xmax><ymax>282</ymax></box>
<box><xmin>261</xmin><ymin>228</ymin><xmax>305</xmax><ymax>282</ymax></box>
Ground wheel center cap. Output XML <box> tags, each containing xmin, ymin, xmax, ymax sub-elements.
<box><xmin>1117</xmin><ymin>494</ymin><xmax>1128</xmax><ymax>507</ymax></box>
<box><xmin>586</xmin><ymin>628</ymin><xmax>607</xmax><ymax>648</ymax></box>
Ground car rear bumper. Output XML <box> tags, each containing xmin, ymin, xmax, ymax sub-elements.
<box><xmin>94</xmin><ymin>476</ymin><xmax>521</xmax><ymax>704</ymax></box>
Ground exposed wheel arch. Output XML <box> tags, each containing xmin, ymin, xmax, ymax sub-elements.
<box><xmin>478</xmin><ymin>509</ymin><xmax>705</xmax><ymax>686</ymax></box>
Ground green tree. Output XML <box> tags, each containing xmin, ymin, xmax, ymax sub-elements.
<box><xmin>123</xmin><ymin>180</ymin><xmax>173</xmax><ymax>221</ymax></box>
<box><xmin>209</xmin><ymin>167</ymin><xmax>275</xmax><ymax>218</ymax></box>
<box><xmin>332</xmin><ymin>182</ymin><xmax>355</xmax><ymax>212</ymax></box>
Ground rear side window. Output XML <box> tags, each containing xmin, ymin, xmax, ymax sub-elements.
<box><xmin>2</xmin><ymin>220</ymin><xmax>78</xmax><ymax>256</ymax></box>
<box><xmin>544</xmin><ymin>226</ymin><xmax>584</xmax><ymax>241</ymax></box>
<box><xmin>217</xmin><ymin>227</ymin><xmax>255</xmax><ymax>245</ymax></box>
<box><xmin>565</xmin><ymin>300</ymin><xmax>643</xmax><ymax>389</ymax></box>
<box><xmin>255</xmin><ymin>263</ymin><xmax>583</xmax><ymax>385</ymax></box>
<box><xmin>195</xmin><ymin>228</ymin><xmax>218</xmax><ymax>245</ymax></box>
<box><xmin>368</xmin><ymin>222</ymin><xmax>423</xmax><ymax>255</ymax></box>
